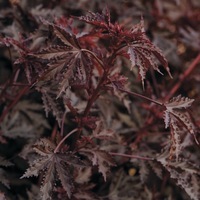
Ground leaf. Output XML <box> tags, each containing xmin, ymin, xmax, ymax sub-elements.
<box><xmin>169</xmin><ymin>118</ymin><xmax>184</xmax><ymax>160</ymax></box>
<box><xmin>40</xmin><ymin>161</ymin><xmax>55</xmax><ymax>200</ymax></box>
<box><xmin>92</xmin><ymin>121</ymin><xmax>116</xmax><ymax>141</ymax></box>
<box><xmin>165</xmin><ymin>95</ymin><xmax>194</xmax><ymax>111</ymax></box>
<box><xmin>157</xmin><ymin>149</ymin><xmax>200</xmax><ymax>200</ymax></box>
<box><xmin>109</xmin><ymin>169</ymin><xmax>154</xmax><ymax>200</ymax></box>
<box><xmin>81</xmin><ymin>149</ymin><xmax>115</xmax><ymax>181</ymax></box>
<box><xmin>0</xmin><ymin>156</ymin><xmax>13</xmax><ymax>167</ymax></box>
<box><xmin>138</xmin><ymin>161</ymin><xmax>149</xmax><ymax>183</ymax></box>
<box><xmin>180</xmin><ymin>27</ymin><xmax>200</xmax><ymax>50</ymax></box>
<box><xmin>33</xmin><ymin>23</ymin><xmax>93</xmax><ymax>97</ymax></box>
<box><xmin>75</xmin><ymin>168</ymin><xmax>92</xmax><ymax>184</ymax></box>
<box><xmin>0</xmin><ymin>169</ymin><xmax>10</xmax><ymax>188</ymax></box>
<box><xmin>77</xmin><ymin>7</ymin><xmax>111</xmax><ymax>28</ymax></box>
<box><xmin>21</xmin><ymin>138</ymin><xmax>88</xmax><ymax>199</ymax></box>
<box><xmin>56</xmin><ymin>162</ymin><xmax>73</xmax><ymax>198</ymax></box>
<box><xmin>164</xmin><ymin>95</ymin><xmax>198</xmax><ymax>159</ymax></box>
<box><xmin>164</xmin><ymin>95</ymin><xmax>197</xmax><ymax>140</ymax></box>
<box><xmin>74</xmin><ymin>191</ymin><xmax>99</xmax><ymax>200</ymax></box>
<box><xmin>0</xmin><ymin>192</ymin><xmax>6</xmax><ymax>200</ymax></box>
<box><xmin>2</xmin><ymin>37</ymin><xmax>43</xmax><ymax>83</ymax></box>
<box><xmin>91</xmin><ymin>150</ymin><xmax>115</xmax><ymax>181</ymax></box>
<box><xmin>36</xmin><ymin>81</ymin><xmax>64</xmax><ymax>127</ymax></box>
<box><xmin>127</xmin><ymin>19</ymin><xmax>172</xmax><ymax>88</ymax></box>
<box><xmin>35</xmin><ymin>46</ymin><xmax>85</xmax><ymax>96</ymax></box>
<box><xmin>138</xmin><ymin>161</ymin><xmax>163</xmax><ymax>184</ymax></box>
<box><xmin>1</xmin><ymin>100</ymin><xmax>50</xmax><ymax>139</ymax></box>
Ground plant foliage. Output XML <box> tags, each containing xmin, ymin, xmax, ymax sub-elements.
<box><xmin>0</xmin><ymin>1</ymin><xmax>199</xmax><ymax>200</ymax></box>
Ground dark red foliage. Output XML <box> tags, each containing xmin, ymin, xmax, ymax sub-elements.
<box><xmin>0</xmin><ymin>1</ymin><xmax>200</xmax><ymax>200</ymax></box>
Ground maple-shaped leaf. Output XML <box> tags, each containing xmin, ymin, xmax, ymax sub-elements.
<box><xmin>33</xmin><ymin>23</ymin><xmax>93</xmax><ymax>97</ymax></box>
<box><xmin>80</xmin><ymin>149</ymin><xmax>115</xmax><ymax>181</ymax></box>
<box><xmin>127</xmin><ymin>19</ymin><xmax>172</xmax><ymax>88</ymax></box>
<box><xmin>21</xmin><ymin>138</ymin><xmax>88</xmax><ymax>199</ymax></box>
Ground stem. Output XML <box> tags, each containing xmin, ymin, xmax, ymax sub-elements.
<box><xmin>150</xmin><ymin>68</ymin><xmax>159</xmax><ymax>97</ymax></box>
<box><xmin>165</xmin><ymin>53</ymin><xmax>200</xmax><ymax>101</ymax></box>
<box><xmin>10</xmin><ymin>83</ymin><xmax>31</xmax><ymax>86</ymax></box>
<box><xmin>109</xmin><ymin>152</ymin><xmax>154</xmax><ymax>161</ymax></box>
<box><xmin>118</xmin><ymin>87</ymin><xmax>163</xmax><ymax>106</ymax></box>
<box><xmin>54</xmin><ymin>128</ymin><xmax>78</xmax><ymax>153</ymax></box>
<box><xmin>60</xmin><ymin>110</ymin><xmax>67</xmax><ymax>137</ymax></box>
<box><xmin>83</xmin><ymin>70</ymin><xmax>108</xmax><ymax>116</ymax></box>
<box><xmin>0</xmin><ymin>86</ymin><xmax>29</xmax><ymax>123</ymax></box>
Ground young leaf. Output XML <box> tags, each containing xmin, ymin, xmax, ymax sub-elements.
<box><xmin>77</xmin><ymin>7</ymin><xmax>111</xmax><ymax>28</ymax></box>
<box><xmin>127</xmin><ymin>19</ymin><xmax>172</xmax><ymax>88</ymax></box>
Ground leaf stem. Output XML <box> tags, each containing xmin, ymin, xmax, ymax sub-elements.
<box><xmin>81</xmin><ymin>49</ymin><xmax>105</xmax><ymax>69</ymax></box>
<box><xmin>118</xmin><ymin>87</ymin><xmax>163</xmax><ymax>106</ymax></box>
<box><xmin>165</xmin><ymin>53</ymin><xmax>200</xmax><ymax>101</ymax></box>
<box><xmin>60</xmin><ymin>110</ymin><xmax>67</xmax><ymax>137</ymax></box>
<box><xmin>109</xmin><ymin>152</ymin><xmax>154</xmax><ymax>161</ymax></box>
<box><xmin>0</xmin><ymin>86</ymin><xmax>30</xmax><ymax>123</ymax></box>
<box><xmin>83</xmin><ymin>70</ymin><xmax>108</xmax><ymax>116</ymax></box>
<box><xmin>54</xmin><ymin>128</ymin><xmax>78</xmax><ymax>153</ymax></box>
